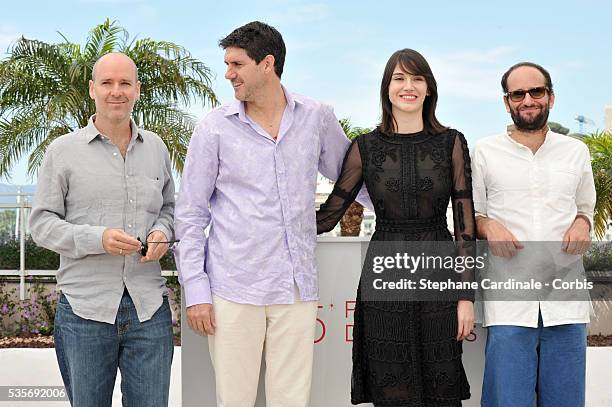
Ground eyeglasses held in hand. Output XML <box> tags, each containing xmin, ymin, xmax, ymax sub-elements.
<box><xmin>505</xmin><ymin>86</ymin><xmax>549</xmax><ymax>102</ymax></box>
<box><xmin>137</xmin><ymin>237</ymin><xmax>180</xmax><ymax>257</ymax></box>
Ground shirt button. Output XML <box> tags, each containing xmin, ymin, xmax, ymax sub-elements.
<box><xmin>113</xmin><ymin>152</ymin><xmax>118</xmax><ymax>156</ymax></box>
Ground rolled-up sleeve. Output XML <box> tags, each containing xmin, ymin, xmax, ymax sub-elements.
<box><xmin>29</xmin><ymin>142</ymin><xmax>106</xmax><ymax>258</ymax></box>
<box><xmin>575</xmin><ymin>145</ymin><xmax>596</xmax><ymax>228</ymax></box>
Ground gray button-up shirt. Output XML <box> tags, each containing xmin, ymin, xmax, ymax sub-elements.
<box><xmin>30</xmin><ymin>116</ymin><xmax>175</xmax><ymax>323</ymax></box>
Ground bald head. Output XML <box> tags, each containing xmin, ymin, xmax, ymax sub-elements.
<box><xmin>92</xmin><ymin>52</ymin><xmax>138</xmax><ymax>82</ymax></box>
<box><xmin>89</xmin><ymin>52</ymin><xmax>141</xmax><ymax>125</ymax></box>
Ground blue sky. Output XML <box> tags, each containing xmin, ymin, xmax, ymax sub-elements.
<box><xmin>1</xmin><ymin>0</ymin><xmax>611</xmax><ymax>184</ymax></box>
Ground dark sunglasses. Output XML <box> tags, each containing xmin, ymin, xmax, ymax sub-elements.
<box><xmin>137</xmin><ymin>237</ymin><xmax>180</xmax><ymax>256</ymax></box>
<box><xmin>505</xmin><ymin>86</ymin><xmax>549</xmax><ymax>102</ymax></box>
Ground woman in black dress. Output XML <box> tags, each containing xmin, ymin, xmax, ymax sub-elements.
<box><xmin>317</xmin><ymin>49</ymin><xmax>475</xmax><ymax>406</ymax></box>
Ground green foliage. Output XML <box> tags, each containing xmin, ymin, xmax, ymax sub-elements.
<box><xmin>339</xmin><ymin>118</ymin><xmax>373</xmax><ymax>141</ymax></box>
<box><xmin>21</xmin><ymin>282</ymin><xmax>57</xmax><ymax>336</ymax></box>
<box><xmin>583</xmin><ymin>242</ymin><xmax>612</xmax><ymax>271</ymax></box>
<box><xmin>0</xmin><ymin>280</ymin><xmax>57</xmax><ymax>336</ymax></box>
<box><xmin>0</xmin><ymin>238</ymin><xmax>60</xmax><ymax>269</ymax></box>
<box><xmin>0</xmin><ymin>282</ymin><xmax>18</xmax><ymax>334</ymax></box>
<box><xmin>0</xmin><ymin>209</ymin><xmax>17</xmax><ymax>242</ymax></box>
<box><xmin>0</xmin><ymin>18</ymin><xmax>218</xmax><ymax>177</ymax></box>
<box><xmin>165</xmin><ymin>275</ymin><xmax>182</xmax><ymax>339</ymax></box>
<box><xmin>160</xmin><ymin>250</ymin><xmax>177</xmax><ymax>270</ymax></box>
<box><xmin>0</xmin><ymin>277</ymin><xmax>181</xmax><ymax>337</ymax></box>
<box><xmin>0</xmin><ymin>237</ymin><xmax>178</xmax><ymax>270</ymax></box>
<box><xmin>549</xmin><ymin>121</ymin><xmax>570</xmax><ymax>135</ymax></box>
<box><xmin>574</xmin><ymin>130</ymin><xmax>612</xmax><ymax>239</ymax></box>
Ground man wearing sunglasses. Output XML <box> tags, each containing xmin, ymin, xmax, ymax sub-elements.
<box><xmin>471</xmin><ymin>62</ymin><xmax>595</xmax><ymax>406</ymax></box>
<box><xmin>29</xmin><ymin>52</ymin><xmax>175</xmax><ymax>406</ymax></box>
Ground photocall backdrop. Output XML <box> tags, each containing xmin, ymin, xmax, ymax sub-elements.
<box><xmin>182</xmin><ymin>238</ymin><xmax>488</xmax><ymax>407</ymax></box>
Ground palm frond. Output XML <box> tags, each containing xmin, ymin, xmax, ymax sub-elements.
<box><xmin>0</xmin><ymin>20</ymin><xmax>217</xmax><ymax>178</ymax></box>
<box><xmin>0</xmin><ymin>38</ymin><xmax>69</xmax><ymax>109</ymax></box>
<box><xmin>46</xmin><ymin>85</ymin><xmax>91</xmax><ymax>128</ymax></box>
<box><xmin>339</xmin><ymin>118</ymin><xmax>373</xmax><ymax>140</ymax></box>
<box><xmin>576</xmin><ymin>130</ymin><xmax>612</xmax><ymax>239</ymax></box>
<box><xmin>127</xmin><ymin>38</ymin><xmax>218</xmax><ymax>108</ymax></box>
<box><xmin>83</xmin><ymin>19</ymin><xmax>128</xmax><ymax>60</ymax></box>
<box><xmin>27</xmin><ymin>125</ymin><xmax>71</xmax><ymax>177</ymax></box>
<box><xmin>10</xmin><ymin>38</ymin><xmax>69</xmax><ymax>84</ymax></box>
<box><xmin>134</xmin><ymin>103</ymin><xmax>196</xmax><ymax>173</ymax></box>
<box><xmin>0</xmin><ymin>107</ymin><xmax>50</xmax><ymax>175</ymax></box>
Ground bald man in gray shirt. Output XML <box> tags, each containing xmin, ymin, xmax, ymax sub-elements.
<box><xmin>30</xmin><ymin>52</ymin><xmax>175</xmax><ymax>407</ymax></box>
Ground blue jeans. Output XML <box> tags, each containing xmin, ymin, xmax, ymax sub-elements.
<box><xmin>481</xmin><ymin>313</ymin><xmax>586</xmax><ymax>407</ymax></box>
<box><xmin>54</xmin><ymin>290</ymin><xmax>174</xmax><ymax>407</ymax></box>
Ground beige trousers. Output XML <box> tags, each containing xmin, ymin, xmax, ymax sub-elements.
<box><xmin>208</xmin><ymin>294</ymin><xmax>318</xmax><ymax>407</ymax></box>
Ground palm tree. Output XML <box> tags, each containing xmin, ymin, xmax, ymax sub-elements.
<box><xmin>0</xmin><ymin>19</ymin><xmax>218</xmax><ymax>178</ymax></box>
<box><xmin>577</xmin><ymin>130</ymin><xmax>612</xmax><ymax>239</ymax></box>
<box><xmin>338</xmin><ymin>119</ymin><xmax>372</xmax><ymax>236</ymax></box>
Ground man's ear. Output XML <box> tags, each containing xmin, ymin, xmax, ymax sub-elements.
<box><xmin>264</xmin><ymin>55</ymin><xmax>276</xmax><ymax>74</ymax></box>
<box><xmin>548</xmin><ymin>92</ymin><xmax>555</xmax><ymax>110</ymax></box>
<box><xmin>503</xmin><ymin>96</ymin><xmax>511</xmax><ymax>113</ymax></box>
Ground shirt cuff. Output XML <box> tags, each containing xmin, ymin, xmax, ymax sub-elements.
<box><xmin>576</xmin><ymin>213</ymin><xmax>593</xmax><ymax>231</ymax></box>
<box><xmin>356</xmin><ymin>185</ymin><xmax>373</xmax><ymax>211</ymax></box>
<box><xmin>148</xmin><ymin>225</ymin><xmax>172</xmax><ymax>241</ymax></box>
<box><xmin>183</xmin><ymin>277</ymin><xmax>213</xmax><ymax>306</ymax></box>
<box><xmin>75</xmin><ymin>225</ymin><xmax>106</xmax><ymax>255</ymax></box>
<box><xmin>458</xmin><ymin>289</ymin><xmax>475</xmax><ymax>302</ymax></box>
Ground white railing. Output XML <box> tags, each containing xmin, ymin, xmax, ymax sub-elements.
<box><xmin>0</xmin><ymin>192</ymin><xmax>31</xmax><ymax>300</ymax></box>
<box><xmin>0</xmin><ymin>192</ymin><xmax>177</xmax><ymax>300</ymax></box>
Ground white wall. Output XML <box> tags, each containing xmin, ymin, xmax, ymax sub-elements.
<box><xmin>181</xmin><ymin>237</ymin><xmax>486</xmax><ymax>406</ymax></box>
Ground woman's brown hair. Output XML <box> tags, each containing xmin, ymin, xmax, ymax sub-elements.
<box><xmin>378</xmin><ymin>49</ymin><xmax>446</xmax><ymax>135</ymax></box>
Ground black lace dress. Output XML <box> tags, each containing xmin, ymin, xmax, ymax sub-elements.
<box><xmin>317</xmin><ymin>128</ymin><xmax>476</xmax><ymax>406</ymax></box>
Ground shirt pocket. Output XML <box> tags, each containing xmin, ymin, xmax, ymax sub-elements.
<box><xmin>544</xmin><ymin>167</ymin><xmax>579</xmax><ymax>212</ymax></box>
<box><xmin>546</xmin><ymin>167</ymin><xmax>579</xmax><ymax>197</ymax></box>
<box><xmin>139</xmin><ymin>176</ymin><xmax>164</xmax><ymax>215</ymax></box>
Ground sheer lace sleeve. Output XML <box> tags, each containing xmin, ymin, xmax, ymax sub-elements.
<box><xmin>451</xmin><ymin>131</ymin><xmax>477</xmax><ymax>301</ymax></box>
<box><xmin>317</xmin><ymin>139</ymin><xmax>364</xmax><ymax>234</ymax></box>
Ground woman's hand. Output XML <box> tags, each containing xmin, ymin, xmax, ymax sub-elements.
<box><xmin>456</xmin><ymin>300</ymin><xmax>474</xmax><ymax>341</ymax></box>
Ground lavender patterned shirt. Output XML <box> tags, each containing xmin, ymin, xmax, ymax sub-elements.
<box><xmin>175</xmin><ymin>89</ymin><xmax>361</xmax><ymax>306</ymax></box>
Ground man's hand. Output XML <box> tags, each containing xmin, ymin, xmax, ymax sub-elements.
<box><xmin>562</xmin><ymin>217</ymin><xmax>591</xmax><ymax>255</ymax></box>
<box><xmin>102</xmin><ymin>229</ymin><xmax>140</xmax><ymax>256</ymax></box>
<box><xmin>478</xmin><ymin>217</ymin><xmax>523</xmax><ymax>257</ymax></box>
<box><xmin>457</xmin><ymin>300</ymin><xmax>475</xmax><ymax>341</ymax></box>
<box><xmin>186</xmin><ymin>303</ymin><xmax>216</xmax><ymax>336</ymax></box>
<box><xmin>140</xmin><ymin>230</ymin><xmax>169</xmax><ymax>263</ymax></box>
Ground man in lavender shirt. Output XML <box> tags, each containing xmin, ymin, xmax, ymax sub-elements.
<box><xmin>174</xmin><ymin>21</ymin><xmax>364</xmax><ymax>406</ymax></box>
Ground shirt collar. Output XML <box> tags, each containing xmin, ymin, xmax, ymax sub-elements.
<box><xmin>223</xmin><ymin>85</ymin><xmax>300</xmax><ymax>121</ymax></box>
<box><xmin>504</xmin><ymin>124</ymin><xmax>552</xmax><ymax>146</ymax></box>
<box><xmin>84</xmin><ymin>115</ymin><xmax>144</xmax><ymax>143</ymax></box>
